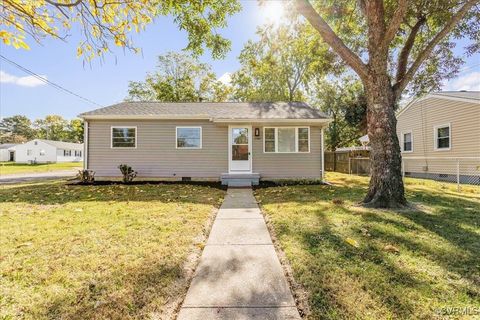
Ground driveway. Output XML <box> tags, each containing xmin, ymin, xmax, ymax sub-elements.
<box><xmin>0</xmin><ymin>170</ymin><xmax>78</xmax><ymax>184</ymax></box>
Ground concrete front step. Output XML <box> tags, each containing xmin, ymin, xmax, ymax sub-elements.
<box><xmin>221</xmin><ymin>173</ymin><xmax>260</xmax><ymax>186</ymax></box>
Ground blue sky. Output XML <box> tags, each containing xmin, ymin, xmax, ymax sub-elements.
<box><xmin>0</xmin><ymin>1</ymin><xmax>479</xmax><ymax>120</ymax></box>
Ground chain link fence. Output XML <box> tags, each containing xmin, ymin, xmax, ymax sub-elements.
<box><xmin>402</xmin><ymin>157</ymin><xmax>480</xmax><ymax>190</ymax></box>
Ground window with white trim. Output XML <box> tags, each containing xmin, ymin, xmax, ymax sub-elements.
<box><xmin>176</xmin><ymin>127</ymin><xmax>202</xmax><ymax>149</ymax></box>
<box><xmin>75</xmin><ymin>150</ymin><xmax>82</xmax><ymax>157</ymax></box>
<box><xmin>39</xmin><ymin>149</ymin><xmax>46</xmax><ymax>156</ymax></box>
<box><xmin>64</xmin><ymin>150</ymin><xmax>72</xmax><ymax>156</ymax></box>
<box><xmin>27</xmin><ymin>149</ymin><xmax>33</xmax><ymax>156</ymax></box>
<box><xmin>112</xmin><ymin>127</ymin><xmax>136</xmax><ymax>148</ymax></box>
<box><xmin>264</xmin><ymin>127</ymin><xmax>310</xmax><ymax>153</ymax></box>
<box><xmin>435</xmin><ymin>124</ymin><xmax>450</xmax><ymax>150</ymax></box>
<box><xmin>402</xmin><ymin>132</ymin><xmax>412</xmax><ymax>152</ymax></box>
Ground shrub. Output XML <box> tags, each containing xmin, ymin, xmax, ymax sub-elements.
<box><xmin>118</xmin><ymin>164</ymin><xmax>137</xmax><ymax>183</ymax></box>
<box><xmin>77</xmin><ymin>169</ymin><xmax>95</xmax><ymax>184</ymax></box>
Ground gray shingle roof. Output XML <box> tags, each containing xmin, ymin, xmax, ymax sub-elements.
<box><xmin>0</xmin><ymin>143</ymin><xmax>16</xmax><ymax>149</ymax></box>
<box><xmin>432</xmin><ymin>91</ymin><xmax>480</xmax><ymax>101</ymax></box>
<box><xmin>79</xmin><ymin>102</ymin><xmax>329</xmax><ymax>120</ymax></box>
<box><xmin>37</xmin><ymin>139</ymin><xmax>83</xmax><ymax>150</ymax></box>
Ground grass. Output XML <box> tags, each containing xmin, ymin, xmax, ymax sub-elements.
<box><xmin>0</xmin><ymin>180</ymin><xmax>225</xmax><ymax>320</ymax></box>
<box><xmin>254</xmin><ymin>173</ymin><xmax>480</xmax><ymax>319</ymax></box>
<box><xmin>0</xmin><ymin>162</ymin><xmax>82</xmax><ymax>176</ymax></box>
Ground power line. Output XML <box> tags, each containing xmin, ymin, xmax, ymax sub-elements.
<box><xmin>0</xmin><ymin>54</ymin><xmax>103</xmax><ymax>107</ymax></box>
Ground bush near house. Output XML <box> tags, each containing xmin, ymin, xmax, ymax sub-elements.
<box><xmin>0</xmin><ymin>180</ymin><xmax>225</xmax><ymax>320</ymax></box>
<box><xmin>255</xmin><ymin>173</ymin><xmax>480</xmax><ymax>319</ymax></box>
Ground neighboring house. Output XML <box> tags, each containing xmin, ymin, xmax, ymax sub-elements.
<box><xmin>0</xmin><ymin>144</ymin><xmax>16</xmax><ymax>162</ymax></box>
<box><xmin>79</xmin><ymin>102</ymin><xmax>331</xmax><ymax>186</ymax></box>
<box><xmin>15</xmin><ymin>139</ymin><xmax>84</xmax><ymax>163</ymax></box>
<box><xmin>396</xmin><ymin>91</ymin><xmax>480</xmax><ymax>183</ymax></box>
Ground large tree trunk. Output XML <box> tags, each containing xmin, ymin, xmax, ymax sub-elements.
<box><xmin>363</xmin><ymin>78</ymin><xmax>407</xmax><ymax>208</ymax></box>
<box><xmin>363</xmin><ymin>80</ymin><xmax>407</xmax><ymax>208</ymax></box>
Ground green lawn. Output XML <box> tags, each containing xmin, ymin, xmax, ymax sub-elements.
<box><xmin>254</xmin><ymin>173</ymin><xmax>480</xmax><ymax>319</ymax></box>
<box><xmin>0</xmin><ymin>162</ymin><xmax>82</xmax><ymax>176</ymax></box>
<box><xmin>0</xmin><ymin>181</ymin><xmax>225</xmax><ymax>320</ymax></box>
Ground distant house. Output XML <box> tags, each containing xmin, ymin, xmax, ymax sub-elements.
<box><xmin>79</xmin><ymin>102</ymin><xmax>331</xmax><ymax>186</ymax></box>
<box><xmin>14</xmin><ymin>139</ymin><xmax>83</xmax><ymax>164</ymax></box>
<box><xmin>396</xmin><ymin>91</ymin><xmax>480</xmax><ymax>183</ymax></box>
<box><xmin>0</xmin><ymin>144</ymin><xmax>16</xmax><ymax>162</ymax></box>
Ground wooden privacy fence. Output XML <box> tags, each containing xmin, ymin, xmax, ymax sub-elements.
<box><xmin>324</xmin><ymin>150</ymin><xmax>371</xmax><ymax>175</ymax></box>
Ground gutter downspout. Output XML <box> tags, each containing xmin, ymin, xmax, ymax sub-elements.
<box><xmin>321</xmin><ymin>127</ymin><xmax>325</xmax><ymax>181</ymax></box>
<box><xmin>83</xmin><ymin>120</ymin><xmax>88</xmax><ymax>170</ymax></box>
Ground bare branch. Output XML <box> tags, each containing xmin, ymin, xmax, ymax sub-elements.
<box><xmin>394</xmin><ymin>16</ymin><xmax>425</xmax><ymax>84</ymax></box>
<box><xmin>394</xmin><ymin>0</ymin><xmax>478</xmax><ymax>97</ymax></box>
<box><xmin>382</xmin><ymin>0</ymin><xmax>409</xmax><ymax>48</ymax></box>
<box><xmin>294</xmin><ymin>0</ymin><xmax>369</xmax><ymax>81</ymax></box>
<box><xmin>45</xmin><ymin>0</ymin><xmax>83</xmax><ymax>8</ymax></box>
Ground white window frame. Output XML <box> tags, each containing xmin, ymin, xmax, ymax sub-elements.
<box><xmin>111</xmin><ymin>126</ymin><xmax>137</xmax><ymax>149</ymax></box>
<box><xmin>434</xmin><ymin>123</ymin><xmax>451</xmax><ymax>151</ymax></box>
<box><xmin>401</xmin><ymin>130</ymin><xmax>413</xmax><ymax>153</ymax></box>
<box><xmin>263</xmin><ymin>127</ymin><xmax>310</xmax><ymax>153</ymax></box>
<box><xmin>27</xmin><ymin>149</ymin><xmax>33</xmax><ymax>156</ymax></box>
<box><xmin>39</xmin><ymin>149</ymin><xmax>46</xmax><ymax>156</ymax></box>
<box><xmin>176</xmin><ymin>126</ymin><xmax>202</xmax><ymax>149</ymax></box>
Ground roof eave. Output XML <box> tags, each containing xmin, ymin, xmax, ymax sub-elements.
<box><xmin>79</xmin><ymin>114</ymin><xmax>213</xmax><ymax>120</ymax></box>
<box><xmin>212</xmin><ymin>118</ymin><xmax>332</xmax><ymax>124</ymax></box>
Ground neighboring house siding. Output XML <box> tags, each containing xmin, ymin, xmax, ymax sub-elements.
<box><xmin>397</xmin><ymin>97</ymin><xmax>480</xmax><ymax>177</ymax></box>
<box><xmin>88</xmin><ymin>120</ymin><xmax>228</xmax><ymax>177</ymax></box>
<box><xmin>252</xmin><ymin>126</ymin><xmax>322</xmax><ymax>179</ymax></box>
<box><xmin>14</xmin><ymin>141</ymin><xmax>57</xmax><ymax>163</ymax></box>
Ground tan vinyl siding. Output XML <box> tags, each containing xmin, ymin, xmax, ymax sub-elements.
<box><xmin>87</xmin><ymin>120</ymin><xmax>325</xmax><ymax>179</ymax></box>
<box><xmin>252</xmin><ymin>126</ymin><xmax>322</xmax><ymax>179</ymax></box>
<box><xmin>397</xmin><ymin>97</ymin><xmax>480</xmax><ymax>176</ymax></box>
<box><xmin>88</xmin><ymin>120</ymin><xmax>228</xmax><ymax>177</ymax></box>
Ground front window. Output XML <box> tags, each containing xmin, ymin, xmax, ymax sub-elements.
<box><xmin>64</xmin><ymin>150</ymin><xmax>72</xmax><ymax>156</ymax></box>
<box><xmin>39</xmin><ymin>149</ymin><xmax>46</xmax><ymax>156</ymax></box>
<box><xmin>403</xmin><ymin>132</ymin><xmax>412</xmax><ymax>152</ymax></box>
<box><xmin>75</xmin><ymin>150</ymin><xmax>82</xmax><ymax>157</ymax></box>
<box><xmin>264</xmin><ymin>127</ymin><xmax>310</xmax><ymax>153</ymax></box>
<box><xmin>176</xmin><ymin>127</ymin><xmax>202</xmax><ymax>149</ymax></box>
<box><xmin>112</xmin><ymin>127</ymin><xmax>136</xmax><ymax>148</ymax></box>
<box><xmin>435</xmin><ymin>124</ymin><xmax>450</xmax><ymax>150</ymax></box>
<box><xmin>27</xmin><ymin>149</ymin><xmax>32</xmax><ymax>156</ymax></box>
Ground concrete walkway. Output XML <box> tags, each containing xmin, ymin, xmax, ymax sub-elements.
<box><xmin>178</xmin><ymin>188</ymin><xmax>300</xmax><ymax>320</ymax></box>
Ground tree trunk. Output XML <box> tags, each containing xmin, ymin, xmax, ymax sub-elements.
<box><xmin>363</xmin><ymin>79</ymin><xmax>407</xmax><ymax>208</ymax></box>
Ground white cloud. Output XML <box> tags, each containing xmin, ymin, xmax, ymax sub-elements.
<box><xmin>218</xmin><ymin>72</ymin><xmax>232</xmax><ymax>86</ymax></box>
<box><xmin>443</xmin><ymin>71</ymin><xmax>480</xmax><ymax>91</ymax></box>
<box><xmin>0</xmin><ymin>70</ymin><xmax>47</xmax><ymax>87</ymax></box>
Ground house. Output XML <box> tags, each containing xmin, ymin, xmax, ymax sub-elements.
<box><xmin>14</xmin><ymin>139</ymin><xmax>84</xmax><ymax>164</ymax></box>
<box><xmin>0</xmin><ymin>144</ymin><xmax>16</xmax><ymax>162</ymax></box>
<box><xmin>396</xmin><ymin>91</ymin><xmax>480</xmax><ymax>183</ymax></box>
<box><xmin>79</xmin><ymin>102</ymin><xmax>331</xmax><ymax>186</ymax></box>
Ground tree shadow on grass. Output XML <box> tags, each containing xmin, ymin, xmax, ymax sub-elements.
<box><xmin>0</xmin><ymin>181</ymin><xmax>226</xmax><ymax>206</ymax></box>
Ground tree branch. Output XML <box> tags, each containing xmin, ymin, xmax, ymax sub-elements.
<box><xmin>394</xmin><ymin>16</ymin><xmax>425</xmax><ymax>84</ymax></box>
<box><xmin>393</xmin><ymin>0</ymin><xmax>478</xmax><ymax>97</ymax></box>
<box><xmin>382</xmin><ymin>0</ymin><xmax>409</xmax><ymax>49</ymax></box>
<box><xmin>45</xmin><ymin>0</ymin><xmax>83</xmax><ymax>8</ymax></box>
<box><xmin>295</xmin><ymin>0</ymin><xmax>369</xmax><ymax>82</ymax></box>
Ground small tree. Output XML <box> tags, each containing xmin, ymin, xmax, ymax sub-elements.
<box><xmin>77</xmin><ymin>170</ymin><xmax>95</xmax><ymax>184</ymax></box>
<box><xmin>118</xmin><ymin>164</ymin><xmax>137</xmax><ymax>184</ymax></box>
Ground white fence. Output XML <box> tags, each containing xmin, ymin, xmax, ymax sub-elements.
<box><xmin>346</xmin><ymin>156</ymin><xmax>480</xmax><ymax>190</ymax></box>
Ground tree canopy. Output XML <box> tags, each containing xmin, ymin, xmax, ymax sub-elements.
<box><xmin>126</xmin><ymin>52</ymin><xmax>231</xmax><ymax>102</ymax></box>
<box><xmin>1</xmin><ymin>0</ymin><xmax>240</xmax><ymax>60</ymax></box>
<box><xmin>231</xmin><ymin>19</ymin><xmax>339</xmax><ymax>102</ymax></box>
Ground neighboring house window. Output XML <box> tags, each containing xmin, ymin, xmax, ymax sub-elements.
<box><xmin>263</xmin><ymin>127</ymin><xmax>310</xmax><ymax>153</ymax></box>
<box><xmin>39</xmin><ymin>149</ymin><xmax>46</xmax><ymax>156</ymax></box>
<box><xmin>435</xmin><ymin>124</ymin><xmax>451</xmax><ymax>150</ymax></box>
<box><xmin>112</xmin><ymin>126</ymin><xmax>136</xmax><ymax>148</ymax></box>
<box><xmin>402</xmin><ymin>131</ymin><xmax>413</xmax><ymax>152</ymax></box>
<box><xmin>75</xmin><ymin>150</ymin><xmax>82</xmax><ymax>157</ymax></box>
<box><xmin>27</xmin><ymin>149</ymin><xmax>33</xmax><ymax>156</ymax></box>
<box><xmin>64</xmin><ymin>150</ymin><xmax>72</xmax><ymax>156</ymax></box>
<box><xmin>176</xmin><ymin>127</ymin><xmax>202</xmax><ymax>149</ymax></box>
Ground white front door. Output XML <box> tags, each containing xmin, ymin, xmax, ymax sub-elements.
<box><xmin>229</xmin><ymin>126</ymin><xmax>252</xmax><ymax>172</ymax></box>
